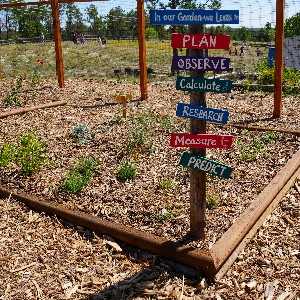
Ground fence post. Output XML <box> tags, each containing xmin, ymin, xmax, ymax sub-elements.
<box><xmin>273</xmin><ymin>0</ymin><xmax>285</xmax><ymax>117</ymax></box>
<box><xmin>51</xmin><ymin>0</ymin><xmax>65</xmax><ymax>88</ymax></box>
<box><xmin>137</xmin><ymin>0</ymin><xmax>148</xmax><ymax>100</ymax></box>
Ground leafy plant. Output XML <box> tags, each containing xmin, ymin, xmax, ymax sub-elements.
<box><xmin>240</xmin><ymin>134</ymin><xmax>275</xmax><ymax>162</ymax></box>
<box><xmin>155</xmin><ymin>207</ymin><xmax>172</xmax><ymax>221</ymax></box>
<box><xmin>159</xmin><ymin>115</ymin><xmax>173</xmax><ymax>129</ymax></box>
<box><xmin>0</xmin><ymin>142</ymin><xmax>15</xmax><ymax>167</ymax></box>
<box><xmin>14</xmin><ymin>131</ymin><xmax>48</xmax><ymax>175</ymax></box>
<box><xmin>261</xmin><ymin>131</ymin><xmax>278</xmax><ymax>143</ymax></box>
<box><xmin>125</xmin><ymin>114</ymin><xmax>153</xmax><ymax>158</ymax></box>
<box><xmin>117</xmin><ymin>159</ymin><xmax>137</xmax><ymax>180</ymax></box>
<box><xmin>70</xmin><ymin>123</ymin><xmax>94</xmax><ymax>143</ymax></box>
<box><xmin>242</xmin><ymin>79</ymin><xmax>251</xmax><ymax>92</ymax></box>
<box><xmin>61</xmin><ymin>156</ymin><xmax>98</xmax><ymax>193</ymax></box>
<box><xmin>158</xmin><ymin>177</ymin><xmax>173</xmax><ymax>190</ymax></box>
<box><xmin>206</xmin><ymin>194</ymin><xmax>219</xmax><ymax>209</ymax></box>
<box><xmin>4</xmin><ymin>77</ymin><xmax>23</xmax><ymax>106</ymax></box>
<box><xmin>31</xmin><ymin>59</ymin><xmax>44</xmax><ymax>87</ymax></box>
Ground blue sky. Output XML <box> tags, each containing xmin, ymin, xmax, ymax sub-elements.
<box><xmin>72</xmin><ymin>0</ymin><xmax>299</xmax><ymax>28</ymax></box>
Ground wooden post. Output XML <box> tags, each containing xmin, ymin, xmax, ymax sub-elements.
<box><xmin>273</xmin><ymin>0</ymin><xmax>285</xmax><ymax>117</ymax></box>
<box><xmin>51</xmin><ymin>0</ymin><xmax>65</xmax><ymax>88</ymax></box>
<box><xmin>137</xmin><ymin>0</ymin><xmax>148</xmax><ymax>100</ymax></box>
<box><xmin>189</xmin><ymin>24</ymin><xmax>206</xmax><ymax>240</ymax></box>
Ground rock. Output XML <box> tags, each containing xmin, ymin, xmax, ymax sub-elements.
<box><xmin>245</xmin><ymin>280</ymin><xmax>257</xmax><ymax>292</ymax></box>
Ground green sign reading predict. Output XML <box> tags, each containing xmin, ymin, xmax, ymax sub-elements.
<box><xmin>179</xmin><ymin>152</ymin><xmax>233</xmax><ymax>179</ymax></box>
<box><xmin>176</xmin><ymin>76</ymin><xmax>232</xmax><ymax>93</ymax></box>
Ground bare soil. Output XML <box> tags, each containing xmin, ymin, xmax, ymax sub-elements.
<box><xmin>0</xmin><ymin>78</ymin><xmax>299</xmax><ymax>299</ymax></box>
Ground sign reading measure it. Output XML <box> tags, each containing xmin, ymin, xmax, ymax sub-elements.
<box><xmin>172</xmin><ymin>33</ymin><xmax>230</xmax><ymax>49</ymax></box>
<box><xmin>176</xmin><ymin>76</ymin><xmax>232</xmax><ymax>93</ymax></box>
<box><xmin>176</xmin><ymin>102</ymin><xmax>230</xmax><ymax>124</ymax></box>
<box><xmin>150</xmin><ymin>9</ymin><xmax>239</xmax><ymax>25</ymax></box>
<box><xmin>180</xmin><ymin>152</ymin><xmax>233</xmax><ymax>179</ymax></box>
<box><xmin>170</xmin><ymin>133</ymin><xmax>233</xmax><ymax>149</ymax></box>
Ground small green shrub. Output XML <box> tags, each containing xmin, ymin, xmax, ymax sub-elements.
<box><xmin>159</xmin><ymin>116</ymin><xmax>173</xmax><ymax>129</ymax></box>
<box><xmin>242</xmin><ymin>79</ymin><xmax>251</xmax><ymax>92</ymax></box>
<box><xmin>125</xmin><ymin>114</ymin><xmax>153</xmax><ymax>158</ymax></box>
<box><xmin>14</xmin><ymin>131</ymin><xmax>48</xmax><ymax>175</ymax></box>
<box><xmin>158</xmin><ymin>177</ymin><xmax>173</xmax><ymax>190</ymax></box>
<box><xmin>0</xmin><ymin>142</ymin><xmax>15</xmax><ymax>167</ymax></box>
<box><xmin>117</xmin><ymin>160</ymin><xmax>137</xmax><ymax>180</ymax></box>
<box><xmin>155</xmin><ymin>207</ymin><xmax>172</xmax><ymax>221</ymax></box>
<box><xmin>261</xmin><ymin>131</ymin><xmax>278</xmax><ymax>143</ymax></box>
<box><xmin>4</xmin><ymin>77</ymin><xmax>23</xmax><ymax>106</ymax></box>
<box><xmin>206</xmin><ymin>194</ymin><xmax>219</xmax><ymax>210</ymax></box>
<box><xmin>70</xmin><ymin>123</ymin><xmax>94</xmax><ymax>143</ymax></box>
<box><xmin>61</xmin><ymin>156</ymin><xmax>98</xmax><ymax>193</ymax></box>
<box><xmin>240</xmin><ymin>134</ymin><xmax>273</xmax><ymax>162</ymax></box>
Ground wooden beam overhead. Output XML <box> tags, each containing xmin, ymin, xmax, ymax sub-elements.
<box><xmin>0</xmin><ymin>0</ymin><xmax>108</xmax><ymax>8</ymax></box>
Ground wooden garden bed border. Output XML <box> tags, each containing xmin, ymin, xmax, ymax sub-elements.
<box><xmin>0</xmin><ymin>100</ymin><xmax>67</xmax><ymax>119</ymax></box>
<box><xmin>0</xmin><ymin>148</ymin><xmax>299</xmax><ymax>280</ymax></box>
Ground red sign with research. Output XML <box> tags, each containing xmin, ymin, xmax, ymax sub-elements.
<box><xmin>170</xmin><ymin>133</ymin><xmax>233</xmax><ymax>149</ymax></box>
<box><xmin>171</xmin><ymin>33</ymin><xmax>230</xmax><ymax>49</ymax></box>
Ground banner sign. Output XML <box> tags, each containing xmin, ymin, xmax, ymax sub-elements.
<box><xmin>176</xmin><ymin>76</ymin><xmax>232</xmax><ymax>93</ymax></box>
<box><xmin>172</xmin><ymin>56</ymin><xmax>230</xmax><ymax>71</ymax></box>
<box><xmin>180</xmin><ymin>152</ymin><xmax>233</xmax><ymax>179</ymax></box>
<box><xmin>176</xmin><ymin>102</ymin><xmax>230</xmax><ymax>124</ymax></box>
<box><xmin>150</xmin><ymin>9</ymin><xmax>239</xmax><ymax>25</ymax></box>
<box><xmin>172</xmin><ymin>33</ymin><xmax>230</xmax><ymax>49</ymax></box>
<box><xmin>170</xmin><ymin>133</ymin><xmax>233</xmax><ymax>149</ymax></box>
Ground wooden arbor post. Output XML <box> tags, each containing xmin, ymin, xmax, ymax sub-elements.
<box><xmin>189</xmin><ymin>24</ymin><xmax>206</xmax><ymax>240</ymax></box>
<box><xmin>137</xmin><ymin>0</ymin><xmax>148</xmax><ymax>100</ymax></box>
<box><xmin>51</xmin><ymin>0</ymin><xmax>65</xmax><ymax>88</ymax></box>
<box><xmin>273</xmin><ymin>0</ymin><xmax>285</xmax><ymax>117</ymax></box>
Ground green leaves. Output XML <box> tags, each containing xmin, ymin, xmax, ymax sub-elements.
<box><xmin>15</xmin><ymin>132</ymin><xmax>48</xmax><ymax>176</ymax></box>
<box><xmin>61</xmin><ymin>156</ymin><xmax>99</xmax><ymax>193</ymax></box>
<box><xmin>117</xmin><ymin>159</ymin><xmax>137</xmax><ymax>181</ymax></box>
<box><xmin>4</xmin><ymin>77</ymin><xmax>23</xmax><ymax>107</ymax></box>
<box><xmin>0</xmin><ymin>131</ymin><xmax>48</xmax><ymax>176</ymax></box>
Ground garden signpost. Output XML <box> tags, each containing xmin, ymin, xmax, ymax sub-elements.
<box><xmin>116</xmin><ymin>94</ymin><xmax>132</xmax><ymax>118</ymax></box>
<box><xmin>151</xmin><ymin>9</ymin><xmax>239</xmax><ymax>239</ymax></box>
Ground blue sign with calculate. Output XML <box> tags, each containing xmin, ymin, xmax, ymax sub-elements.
<box><xmin>150</xmin><ymin>9</ymin><xmax>239</xmax><ymax>25</ymax></box>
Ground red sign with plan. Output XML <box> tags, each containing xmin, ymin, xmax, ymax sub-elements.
<box><xmin>170</xmin><ymin>133</ymin><xmax>233</xmax><ymax>149</ymax></box>
<box><xmin>171</xmin><ymin>33</ymin><xmax>230</xmax><ymax>49</ymax></box>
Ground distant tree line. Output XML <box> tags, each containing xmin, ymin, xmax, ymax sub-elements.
<box><xmin>0</xmin><ymin>0</ymin><xmax>299</xmax><ymax>42</ymax></box>
<box><xmin>0</xmin><ymin>3</ymin><xmax>138</xmax><ymax>41</ymax></box>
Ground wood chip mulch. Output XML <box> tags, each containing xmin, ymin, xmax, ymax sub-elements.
<box><xmin>0</xmin><ymin>78</ymin><xmax>299</xmax><ymax>299</ymax></box>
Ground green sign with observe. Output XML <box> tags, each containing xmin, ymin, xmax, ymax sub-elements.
<box><xmin>179</xmin><ymin>152</ymin><xmax>233</xmax><ymax>179</ymax></box>
<box><xmin>176</xmin><ymin>76</ymin><xmax>232</xmax><ymax>93</ymax></box>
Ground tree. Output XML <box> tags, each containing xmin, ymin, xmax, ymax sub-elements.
<box><xmin>284</xmin><ymin>12</ymin><xmax>300</xmax><ymax>38</ymax></box>
<box><xmin>237</xmin><ymin>26</ymin><xmax>251</xmax><ymax>42</ymax></box>
<box><xmin>127</xmin><ymin>9</ymin><xmax>138</xmax><ymax>40</ymax></box>
<box><xmin>63</xmin><ymin>3</ymin><xmax>86</xmax><ymax>40</ymax></box>
<box><xmin>145</xmin><ymin>27</ymin><xmax>158</xmax><ymax>40</ymax></box>
<box><xmin>85</xmin><ymin>4</ymin><xmax>104</xmax><ymax>36</ymax></box>
<box><xmin>106</xmin><ymin>6</ymin><xmax>130</xmax><ymax>40</ymax></box>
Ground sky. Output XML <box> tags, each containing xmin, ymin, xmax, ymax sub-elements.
<box><xmin>71</xmin><ymin>0</ymin><xmax>299</xmax><ymax>28</ymax></box>
<box><xmin>1</xmin><ymin>0</ymin><xmax>299</xmax><ymax>29</ymax></box>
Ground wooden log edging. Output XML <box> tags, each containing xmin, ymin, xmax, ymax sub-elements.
<box><xmin>0</xmin><ymin>100</ymin><xmax>67</xmax><ymax>119</ymax></box>
<box><xmin>0</xmin><ymin>149</ymin><xmax>299</xmax><ymax>280</ymax></box>
<box><xmin>211</xmin><ymin>148</ymin><xmax>300</xmax><ymax>276</ymax></box>
<box><xmin>214</xmin><ymin>162</ymin><xmax>300</xmax><ymax>280</ymax></box>
<box><xmin>0</xmin><ymin>184</ymin><xmax>216</xmax><ymax>278</ymax></box>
